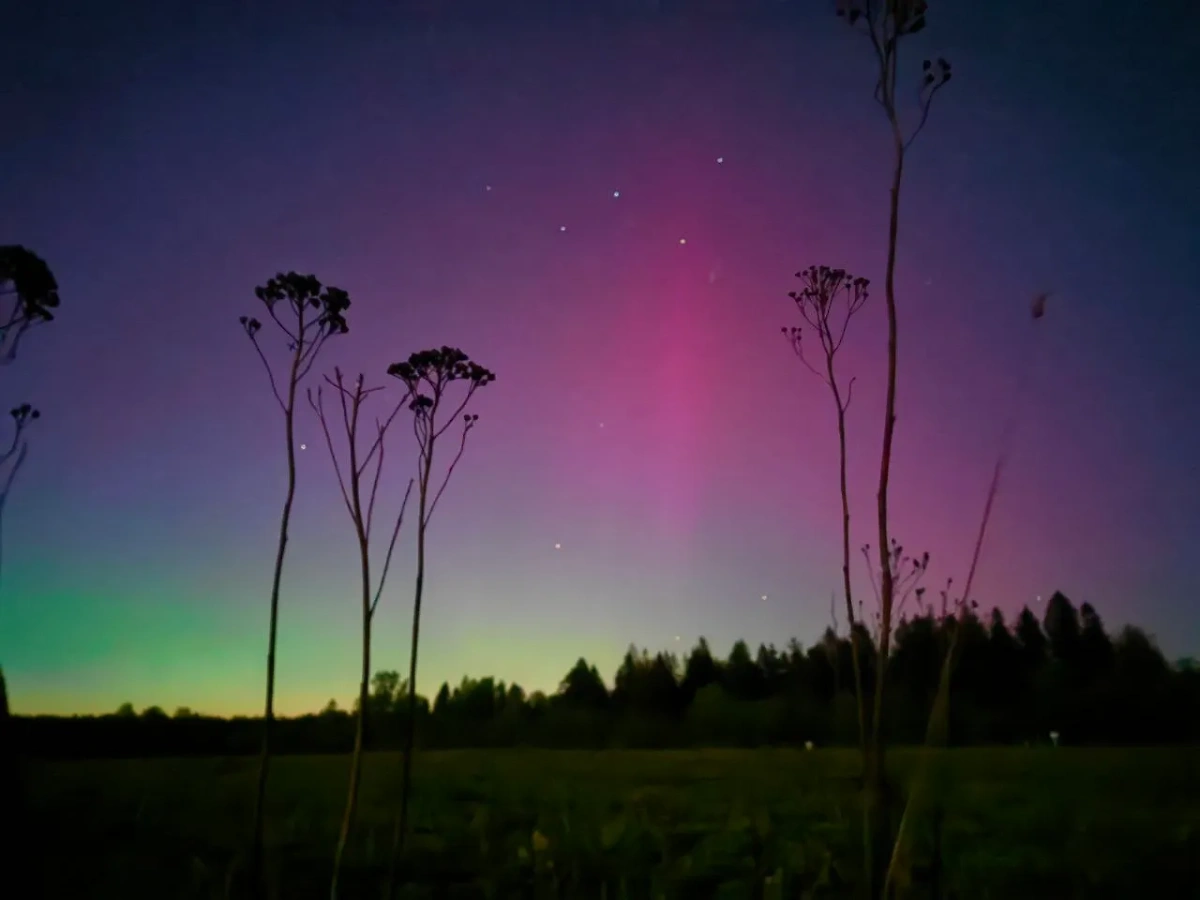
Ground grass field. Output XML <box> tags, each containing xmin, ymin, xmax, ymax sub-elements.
<box><xmin>22</xmin><ymin>747</ymin><xmax>1200</xmax><ymax>898</ymax></box>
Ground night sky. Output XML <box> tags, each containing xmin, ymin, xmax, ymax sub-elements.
<box><xmin>3</xmin><ymin>1</ymin><xmax>1198</xmax><ymax>716</ymax></box>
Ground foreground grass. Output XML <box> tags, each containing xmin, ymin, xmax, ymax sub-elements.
<box><xmin>22</xmin><ymin>747</ymin><xmax>1200</xmax><ymax>898</ymax></box>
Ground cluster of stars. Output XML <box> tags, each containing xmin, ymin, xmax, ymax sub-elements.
<box><xmin>492</xmin><ymin>154</ymin><xmax>739</xmax><ymax>570</ymax></box>
<box><xmin>305</xmin><ymin>154</ymin><xmax>748</xmax><ymax>585</ymax></box>
<box><xmin>486</xmin><ymin>155</ymin><xmax>727</xmax><ymax>246</ymax></box>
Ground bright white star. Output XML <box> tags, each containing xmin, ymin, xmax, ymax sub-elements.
<box><xmin>559</xmin><ymin>225</ymin><xmax>567</xmax><ymax>232</ymax></box>
<box><xmin>717</xmin><ymin>156</ymin><xmax>724</xmax><ymax>164</ymax></box>
<box><xmin>612</xmin><ymin>190</ymin><xmax>620</xmax><ymax>198</ymax></box>
<box><xmin>554</xmin><ymin>542</ymin><xmax>562</xmax><ymax>550</ymax></box>
<box><xmin>299</xmin><ymin>443</ymin><xmax>307</xmax><ymax>450</ymax></box>
<box><xmin>679</xmin><ymin>238</ymin><xmax>687</xmax><ymax>245</ymax></box>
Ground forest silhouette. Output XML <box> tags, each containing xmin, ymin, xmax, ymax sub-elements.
<box><xmin>14</xmin><ymin>591</ymin><xmax>1198</xmax><ymax>759</ymax></box>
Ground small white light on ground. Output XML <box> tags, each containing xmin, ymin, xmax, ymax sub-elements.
<box><xmin>805</xmin><ymin>741</ymin><xmax>814</xmax><ymax>751</ymax></box>
<box><xmin>1049</xmin><ymin>730</ymin><xmax>1060</xmax><ymax>747</ymax></box>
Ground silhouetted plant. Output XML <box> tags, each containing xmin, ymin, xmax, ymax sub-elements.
<box><xmin>0</xmin><ymin>246</ymin><xmax>58</xmax><ymax>896</ymax></box>
<box><xmin>0</xmin><ymin>245</ymin><xmax>60</xmax><ymax>365</ymax></box>
<box><xmin>0</xmin><ymin>404</ymin><xmax>40</xmax><ymax>861</ymax></box>
<box><xmin>784</xmin><ymin>265</ymin><xmax>872</xmax><ymax>757</ymax></box>
<box><xmin>383</xmin><ymin>346</ymin><xmax>494</xmax><ymax>897</ymax></box>
<box><xmin>884</xmin><ymin>296</ymin><xmax>1049</xmax><ymax>894</ymax></box>
<box><xmin>308</xmin><ymin>368</ymin><xmax>414</xmax><ymax>899</ymax></box>
<box><xmin>0</xmin><ymin>404</ymin><xmax>40</xmax><ymax>597</ymax></box>
<box><xmin>238</xmin><ymin>272</ymin><xmax>350</xmax><ymax>888</ymax></box>
<box><xmin>832</xmin><ymin>1</ymin><xmax>952</xmax><ymax>892</ymax></box>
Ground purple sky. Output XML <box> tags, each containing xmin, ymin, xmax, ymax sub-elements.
<box><xmin>2</xmin><ymin>0</ymin><xmax>1198</xmax><ymax>716</ymax></box>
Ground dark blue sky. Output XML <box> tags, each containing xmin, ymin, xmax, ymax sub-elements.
<box><xmin>2</xmin><ymin>0</ymin><xmax>1198</xmax><ymax>714</ymax></box>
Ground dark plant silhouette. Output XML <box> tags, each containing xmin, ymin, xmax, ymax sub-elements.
<box><xmin>308</xmin><ymin>368</ymin><xmax>414</xmax><ymax>899</ymax></box>
<box><xmin>0</xmin><ymin>245</ymin><xmax>60</xmax><ymax>365</ymax></box>
<box><xmin>383</xmin><ymin>346</ymin><xmax>494</xmax><ymax>897</ymax></box>
<box><xmin>834</xmin><ymin>1</ymin><xmax>952</xmax><ymax>891</ymax></box>
<box><xmin>0</xmin><ymin>246</ymin><xmax>58</xmax><ymax>894</ymax></box>
<box><xmin>239</xmin><ymin>272</ymin><xmax>350</xmax><ymax>888</ymax></box>
<box><xmin>884</xmin><ymin>294</ymin><xmax>1050</xmax><ymax>893</ymax></box>
<box><xmin>784</xmin><ymin>265</ymin><xmax>871</xmax><ymax>757</ymax></box>
<box><xmin>0</xmin><ymin>403</ymin><xmax>41</xmax><ymax>877</ymax></box>
<box><xmin>0</xmin><ymin>404</ymin><xmax>40</xmax><ymax>596</ymax></box>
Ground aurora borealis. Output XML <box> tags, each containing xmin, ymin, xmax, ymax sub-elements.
<box><xmin>2</xmin><ymin>1</ymin><xmax>1197</xmax><ymax>716</ymax></box>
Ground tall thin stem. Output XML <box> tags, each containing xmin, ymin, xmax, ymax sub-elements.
<box><xmin>250</xmin><ymin>342</ymin><xmax>302</xmax><ymax>888</ymax></box>
<box><xmin>313</xmin><ymin>374</ymin><xmax>412</xmax><ymax>900</ymax></box>
<box><xmin>831</xmin><ymin>372</ymin><xmax>867</xmax><ymax>757</ymax></box>
<box><xmin>382</xmin><ymin>348</ymin><xmax>493</xmax><ymax>898</ymax></box>
<box><xmin>335</xmin><ymin>382</ymin><xmax>369</xmax><ymax>900</ymax></box>
<box><xmin>387</xmin><ymin>441</ymin><xmax>431</xmax><ymax>896</ymax></box>
<box><xmin>785</xmin><ymin>268</ymin><xmax>869</xmax><ymax>758</ymax></box>
<box><xmin>242</xmin><ymin>274</ymin><xmax>350</xmax><ymax>895</ymax></box>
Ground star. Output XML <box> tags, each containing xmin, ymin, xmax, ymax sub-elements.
<box><xmin>612</xmin><ymin>190</ymin><xmax>620</xmax><ymax>198</ymax></box>
<box><xmin>559</xmin><ymin>225</ymin><xmax>567</xmax><ymax>232</ymax></box>
<box><xmin>485</xmin><ymin>184</ymin><xmax>492</xmax><ymax>191</ymax></box>
<box><xmin>716</xmin><ymin>156</ymin><xmax>724</xmax><ymax>164</ymax></box>
<box><xmin>761</xmin><ymin>595</ymin><xmax>768</xmax><ymax>602</ymax></box>
<box><xmin>299</xmin><ymin>443</ymin><xmax>307</xmax><ymax>450</ymax></box>
<box><xmin>679</xmin><ymin>238</ymin><xmax>687</xmax><ymax>245</ymax></box>
<box><xmin>554</xmin><ymin>542</ymin><xmax>562</xmax><ymax>550</ymax></box>
<box><xmin>599</xmin><ymin>422</ymin><xmax>605</xmax><ymax>429</ymax></box>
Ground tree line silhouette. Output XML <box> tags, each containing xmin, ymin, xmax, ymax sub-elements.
<box><xmin>14</xmin><ymin>591</ymin><xmax>1198</xmax><ymax>759</ymax></box>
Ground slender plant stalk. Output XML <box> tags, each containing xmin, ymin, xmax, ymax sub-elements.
<box><xmin>834</xmin><ymin>3</ymin><xmax>952</xmax><ymax>892</ymax></box>
<box><xmin>388</xmin><ymin>435</ymin><xmax>431</xmax><ymax>891</ymax></box>
<box><xmin>382</xmin><ymin>348</ymin><xmax>494</xmax><ymax>899</ymax></box>
<box><xmin>0</xmin><ymin>247</ymin><xmax>58</xmax><ymax>896</ymax></box>
<box><xmin>865</xmin><ymin>137</ymin><xmax>903</xmax><ymax>900</ymax></box>
<box><xmin>0</xmin><ymin>406</ymin><xmax>37</xmax><ymax>892</ymax></box>
<box><xmin>884</xmin><ymin>298</ymin><xmax>1049</xmax><ymax>892</ymax></box>
<box><xmin>831</xmin><ymin>369</ymin><xmax>868</xmax><ymax>755</ymax></box>
<box><xmin>240</xmin><ymin>274</ymin><xmax>350</xmax><ymax>892</ymax></box>
<box><xmin>785</xmin><ymin>268</ymin><xmax>870</xmax><ymax>756</ymax></box>
<box><xmin>250</xmin><ymin>344</ymin><xmax>302</xmax><ymax>883</ymax></box>
<box><xmin>331</xmin><ymin>378</ymin><xmax>370</xmax><ymax>900</ymax></box>
<box><xmin>311</xmin><ymin>371</ymin><xmax>412</xmax><ymax>900</ymax></box>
